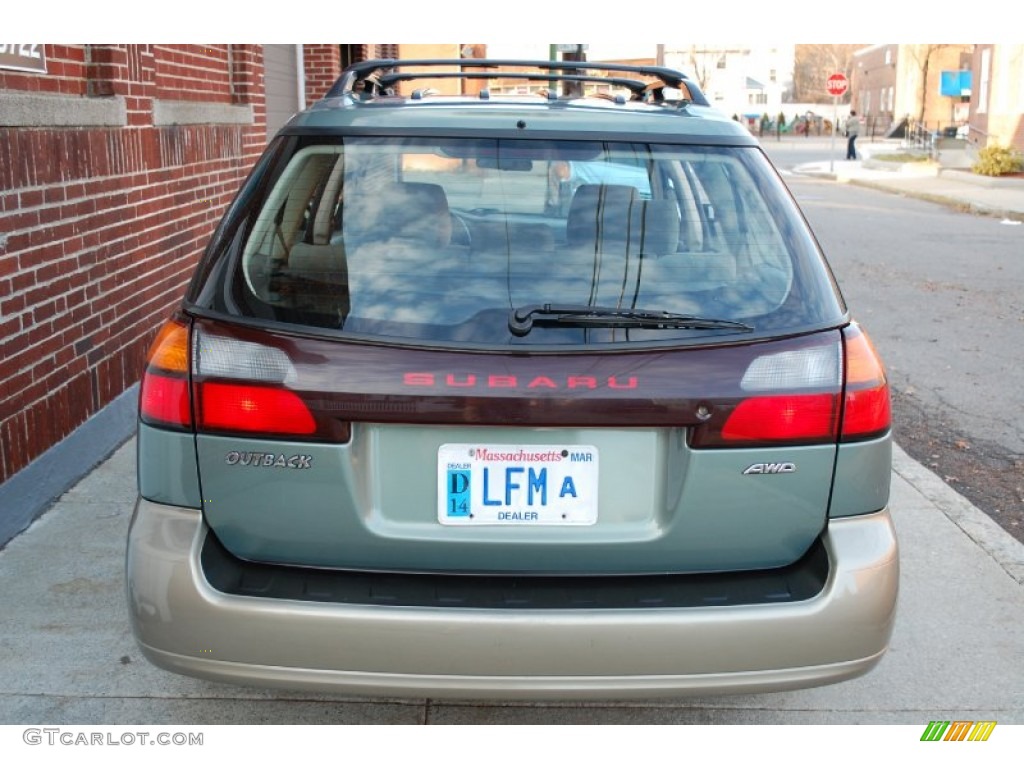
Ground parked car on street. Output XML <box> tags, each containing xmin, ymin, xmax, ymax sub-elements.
<box><xmin>128</xmin><ymin>59</ymin><xmax>897</xmax><ymax>699</ymax></box>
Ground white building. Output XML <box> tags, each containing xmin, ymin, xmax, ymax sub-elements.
<box><xmin>480</xmin><ymin>43</ymin><xmax>795</xmax><ymax>123</ymax></box>
<box><xmin>660</xmin><ymin>44</ymin><xmax>795</xmax><ymax>121</ymax></box>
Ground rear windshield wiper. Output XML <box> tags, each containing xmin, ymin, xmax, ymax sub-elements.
<box><xmin>508</xmin><ymin>304</ymin><xmax>754</xmax><ymax>337</ymax></box>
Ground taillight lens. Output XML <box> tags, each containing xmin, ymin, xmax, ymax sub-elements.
<box><xmin>191</xmin><ymin>325</ymin><xmax>347</xmax><ymax>442</ymax></box>
<box><xmin>690</xmin><ymin>326</ymin><xmax>890</xmax><ymax>449</ymax></box>
<box><xmin>721</xmin><ymin>393</ymin><xmax>839</xmax><ymax>443</ymax></box>
<box><xmin>139</xmin><ymin>318</ymin><xmax>193</xmax><ymax>430</ymax></box>
<box><xmin>692</xmin><ymin>341</ymin><xmax>842</xmax><ymax>448</ymax></box>
<box><xmin>191</xmin><ymin>326</ymin><xmax>314</xmax><ymax>436</ymax></box>
<box><xmin>198</xmin><ymin>382</ymin><xmax>316</xmax><ymax>436</ymax></box>
<box><xmin>140</xmin><ymin>320</ymin><xmax>347</xmax><ymax>441</ymax></box>
<box><xmin>840</xmin><ymin>325</ymin><xmax>890</xmax><ymax>441</ymax></box>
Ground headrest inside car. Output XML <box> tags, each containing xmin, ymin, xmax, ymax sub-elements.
<box><xmin>566</xmin><ymin>184</ymin><xmax>640</xmax><ymax>247</ymax></box>
<box><xmin>346</xmin><ymin>182</ymin><xmax>452</xmax><ymax>247</ymax></box>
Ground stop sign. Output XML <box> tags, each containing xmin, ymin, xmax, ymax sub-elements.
<box><xmin>826</xmin><ymin>73</ymin><xmax>849</xmax><ymax>97</ymax></box>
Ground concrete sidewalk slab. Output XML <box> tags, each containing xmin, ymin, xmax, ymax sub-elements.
<box><xmin>791</xmin><ymin>146</ymin><xmax>1024</xmax><ymax>221</ymax></box>
<box><xmin>0</xmin><ymin>440</ymin><xmax>1022</xmax><ymax>724</ymax></box>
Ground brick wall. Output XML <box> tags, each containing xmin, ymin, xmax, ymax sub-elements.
<box><xmin>0</xmin><ymin>45</ymin><xmax>89</xmax><ymax>96</ymax></box>
<box><xmin>0</xmin><ymin>44</ymin><xmax>265</xmax><ymax>485</ymax></box>
<box><xmin>154</xmin><ymin>45</ymin><xmax>233</xmax><ymax>103</ymax></box>
<box><xmin>301</xmin><ymin>45</ymin><xmax>403</xmax><ymax>104</ymax></box>
<box><xmin>303</xmin><ymin>45</ymin><xmax>342</xmax><ymax>104</ymax></box>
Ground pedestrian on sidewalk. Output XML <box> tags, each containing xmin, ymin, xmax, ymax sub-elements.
<box><xmin>845</xmin><ymin>111</ymin><xmax>862</xmax><ymax>160</ymax></box>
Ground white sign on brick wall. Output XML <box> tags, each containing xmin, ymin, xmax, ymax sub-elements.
<box><xmin>0</xmin><ymin>44</ymin><xmax>47</xmax><ymax>73</ymax></box>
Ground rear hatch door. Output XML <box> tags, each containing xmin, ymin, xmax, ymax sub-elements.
<box><xmin>192</xmin><ymin>317</ymin><xmax>842</xmax><ymax>575</ymax></box>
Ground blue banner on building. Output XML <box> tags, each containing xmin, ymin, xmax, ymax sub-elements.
<box><xmin>940</xmin><ymin>70</ymin><xmax>971</xmax><ymax>97</ymax></box>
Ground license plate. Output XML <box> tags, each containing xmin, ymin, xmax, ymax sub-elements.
<box><xmin>437</xmin><ymin>443</ymin><xmax>599</xmax><ymax>526</ymax></box>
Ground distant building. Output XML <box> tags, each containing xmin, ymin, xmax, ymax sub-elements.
<box><xmin>661</xmin><ymin>45</ymin><xmax>795</xmax><ymax>122</ymax></box>
<box><xmin>851</xmin><ymin>45</ymin><xmax>898</xmax><ymax>135</ymax></box>
<box><xmin>469</xmin><ymin>44</ymin><xmax>793</xmax><ymax>123</ymax></box>
<box><xmin>851</xmin><ymin>44</ymin><xmax>973</xmax><ymax>136</ymax></box>
<box><xmin>967</xmin><ymin>44</ymin><xmax>1024</xmax><ymax>153</ymax></box>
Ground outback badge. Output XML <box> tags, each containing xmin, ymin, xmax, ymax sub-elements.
<box><xmin>225</xmin><ymin>451</ymin><xmax>313</xmax><ymax>469</ymax></box>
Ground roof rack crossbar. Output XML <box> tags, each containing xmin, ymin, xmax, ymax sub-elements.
<box><xmin>377</xmin><ymin>70</ymin><xmax>651</xmax><ymax>97</ymax></box>
<box><xmin>324</xmin><ymin>58</ymin><xmax>709</xmax><ymax>106</ymax></box>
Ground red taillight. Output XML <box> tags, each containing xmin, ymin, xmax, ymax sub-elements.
<box><xmin>140</xmin><ymin>374</ymin><xmax>192</xmax><ymax>427</ymax></box>
<box><xmin>139</xmin><ymin>318</ymin><xmax>193</xmax><ymax>430</ymax></box>
<box><xmin>841</xmin><ymin>326</ymin><xmax>890</xmax><ymax>441</ymax></box>
<box><xmin>140</xmin><ymin>320</ymin><xmax>342</xmax><ymax>440</ymax></box>
<box><xmin>689</xmin><ymin>329</ymin><xmax>890</xmax><ymax>449</ymax></box>
<box><xmin>721</xmin><ymin>393</ymin><xmax>839</xmax><ymax>443</ymax></box>
<box><xmin>198</xmin><ymin>382</ymin><xmax>316</xmax><ymax>436</ymax></box>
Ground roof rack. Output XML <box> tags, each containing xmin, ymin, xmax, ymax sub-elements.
<box><xmin>323</xmin><ymin>59</ymin><xmax>709</xmax><ymax>106</ymax></box>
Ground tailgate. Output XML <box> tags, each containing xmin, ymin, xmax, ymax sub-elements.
<box><xmin>192</xmin><ymin>318</ymin><xmax>841</xmax><ymax>575</ymax></box>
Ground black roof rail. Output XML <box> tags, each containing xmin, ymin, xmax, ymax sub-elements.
<box><xmin>323</xmin><ymin>58</ymin><xmax>709</xmax><ymax>106</ymax></box>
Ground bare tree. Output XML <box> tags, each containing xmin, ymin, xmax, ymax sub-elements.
<box><xmin>793</xmin><ymin>44</ymin><xmax>863</xmax><ymax>102</ymax></box>
<box><xmin>685</xmin><ymin>45</ymin><xmax>717</xmax><ymax>92</ymax></box>
<box><xmin>905</xmin><ymin>44</ymin><xmax>947</xmax><ymax>124</ymax></box>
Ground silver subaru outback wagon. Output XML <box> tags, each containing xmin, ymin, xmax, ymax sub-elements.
<box><xmin>127</xmin><ymin>59</ymin><xmax>897</xmax><ymax>699</ymax></box>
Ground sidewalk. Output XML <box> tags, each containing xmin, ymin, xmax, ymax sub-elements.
<box><xmin>792</xmin><ymin>141</ymin><xmax>1024</xmax><ymax>222</ymax></box>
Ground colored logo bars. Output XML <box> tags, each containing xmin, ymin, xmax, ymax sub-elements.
<box><xmin>921</xmin><ymin>721</ymin><xmax>997</xmax><ymax>742</ymax></box>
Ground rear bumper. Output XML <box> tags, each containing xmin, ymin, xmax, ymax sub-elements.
<box><xmin>126</xmin><ymin>498</ymin><xmax>899</xmax><ymax>700</ymax></box>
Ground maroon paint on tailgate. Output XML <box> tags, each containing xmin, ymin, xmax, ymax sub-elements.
<box><xmin>191</xmin><ymin>316</ymin><xmax>842</xmax><ymax>434</ymax></box>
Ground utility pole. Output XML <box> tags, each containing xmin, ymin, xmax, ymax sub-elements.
<box><xmin>549</xmin><ymin>44</ymin><xmax>557</xmax><ymax>94</ymax></box>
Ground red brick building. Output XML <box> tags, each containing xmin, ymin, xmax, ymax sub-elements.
<box><xmin>850</xmin><ymin>44</ymin><xmax>974</xmax><ymax>137</ymax></box>
<box><xmin>0</xmin><ymin>43</ymin><xmax>396</xmax><ymax>542</ymax></box>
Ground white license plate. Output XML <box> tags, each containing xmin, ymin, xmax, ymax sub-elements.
<box><xmin>437</xmin><ymin>443</ymin><xmax>599</xmax><ymax>526</ymax></box>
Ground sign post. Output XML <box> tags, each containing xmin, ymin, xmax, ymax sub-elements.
<box><xmin>826</xmin><ymin>73</ymin><xmax>849</xmax><ymax>173</ymax></box>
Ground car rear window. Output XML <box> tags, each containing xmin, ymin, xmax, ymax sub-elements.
<box><xmin>195</xmin><ymin>136</ymin><xmax>845</xmax><ymax>347</ymax></box>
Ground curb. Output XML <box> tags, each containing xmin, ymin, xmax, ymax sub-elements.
<box><xmin>845</xmin><ymin>178</ymin><xmax>1024</xmax><ymax>223</ymax></box>
<box><xmin>0</xmin><ymin>385</ymin><xmax>139</xmax><ymax>549</ymax></box>
<box><xmin>792</xmin><ymin>153</ymin><xmax>1024</xmax><ymax>223</ymax></box>
<box><xmin>941</xmin><ymin>168</ymin><xmax>1024</xmax><ymax>190</ymax></box>
<box><xmin>892</xmin><ymin>443</ymin><xmax>1024</xmax><ymax>585</ymax></box>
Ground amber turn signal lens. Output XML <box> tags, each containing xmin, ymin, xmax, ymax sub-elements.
<box><xmin>146</xmin><ymin>319</ymin><xmax>190</xmax><ymax>374</ymax></box>
<box><xmin>140</xmin><ymin>318</ymin><xmax>192</xmax><ymax>429</ymax></box>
